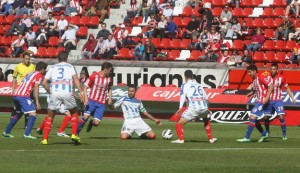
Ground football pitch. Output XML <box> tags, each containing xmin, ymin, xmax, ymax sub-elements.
<box><xmin>0</xmin><ymin>114</ymin><xmax>300</xmax><ymax>173</ymax></box>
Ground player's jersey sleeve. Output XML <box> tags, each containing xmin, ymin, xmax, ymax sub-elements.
<box><xmin>139</xmin><ymin>100</ymin><xmax>147</xmax><ymax>113</ymax></box>
<box><xmin>259</xmin><ymin>74</ymin><xmax>273</xmax><ymax>87</ymax></box>
<box><xmin>35</xmin><ymin>73</ymin><xmax>43</xmax><ymax>84</ymax></box>
<box><xmin>281</xmin><ymin>76</ymin><xmax>288</xmax><ymax>87</ymax></box>
<box><xmin>179</xmin><ymin>84</ymin><xmax>187</xmax><ymax>108</ymax></box>
<box><xmin>44</xmin><ymin>67</ymin><xmax>53</xmax><ymax>80</ymax></box>
<box><xmin>84</xmin><ymin>73</ymin><xmax>95</xmax><ymax>88</ymax></box>
<box><xmin>113</xmin><ymin>96</ymin><xmax>125</xmax><ymax>108</ymax></box>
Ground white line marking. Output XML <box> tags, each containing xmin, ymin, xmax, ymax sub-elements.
<box><xmin>1</xmin><ymin>148</ymin><xmax>300</xmax><ymax>152</ymax></box>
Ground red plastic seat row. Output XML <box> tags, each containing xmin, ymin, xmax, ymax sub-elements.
<box><xmin>180</xmin><ymin>6</ymin><xmax>201</xmax><ymax>17</ymax></box>
<box><xmin>33</xmin><ymin>47</ymin><xmax>65</xmax><ymax>58</ymax></box>
<box><xmin>70</xmin><ymin>16</ymin><xmax>99</xmax><ymax>28</ymax></box>
<box><xmin>253</xmin><ymin>51</ymin><xmax>290</xmax><ymax>63</ymax></box>
<box><xmin>240</xmin><ymin>17</ymin><xmax>284</xmax><ymax>28</ymax></box>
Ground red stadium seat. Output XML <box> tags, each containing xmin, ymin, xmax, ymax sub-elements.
<box><xmin>253</xmin><ymin>0</ymin><xmax>263</xmax><ymax>6</ymax></box>
<box><xmin>192</xmin><ymin>7</ymin><xmax>200</xmax><ymax>16</ymax></box>
<box><xmin>4</xmin><ymin>15</ymin><xmax>15</xmax><ymax>25</ymax></box>
<box><xmin>274</xmin><ymin>40</ymin><xmax>285</xmax><ymax>51</ymax></box>
<box><xmin>0</xmin><ymin>36</ymin><xmax>11</xmax><ymax>46</ymax></box>
<box><xmin>159</xmin><ymin>38</ymin><xmax>171</xmax><ymax>49</ymax></box>
<box><xmin>89</xmin><ymin>16</ymin><xmax>99</xmax><ymax>27</ymax></box>
<box><xmin>232</xmin><ymin>8</ymin><xmax>243</xmax><ymax>17</ymax></box>
<box><xmin>261</xmin><ymin>8</ymin><xmax>273</xmax><ymax>18</ymax></box>
<box><xmin>170</xmin><ymin>39</ymin><xmax>181</xmax><ymax>49</ymax></box>
<box><xmin>285</xmin><ymin>41</ymin><xmax>296</xmax><ymax>51</ymax></box>
<box><xmin>272</xmin><ymin>0</ymin><xmax>285</xmax><ymax>7</ymax></box>
<box><xmin>0</xmin><ymin>15</ymin><xmax>4</xmax><ymax>25</ymax></box>
<box><xmin>212</xmin><ymin>0</ymin><xmax>226</xmax><ymax>6</ymax></box>
<box><xmin>47</xmin><ymin>37</ymin><xmax>59</xmax><ymax>47</ymax></box>
<box><xmin>0</xmin><ymin>25</ymin><xmax>4</xmax><ymax>35</ymax></box>
<box><xmin>255</xmin><ymin>62</ymin><xmax>265</xmax><ymax>67</ymax></box>
<box><xmin>231</xmin><ymin>40</ymin><xmax>244</xmax><ymax>50</ymax></box>
<box><xmin>274</xmin><ymin>18</ymin><xmax>283</xmax><ymax>28</ymax></box>
<box><xmin>77</xmin><ymin>26</ymin><xmax>88</xmax><ymax>38</ymax></box>
<box><xmin>180</xmin><ymin>39</ymin><xmax>191</xmax><ymax>49</ymax></box>
<box><xmin>240</xmin><ymin>0</ymin><xmax>253</xmax><ymax>7</ymax></box>
<box><xmin>274</xmin><ymin>52</ymin><xmax>287</xmax><ymax>62</ymax></box>
<box><xmin>168</xmin><ymin>50</ymin><xmax>180</xmax><ymax>60</ymax></box>
<box><xmin>47</xmin><ymin>47</ymin><xmax>57</xmax><ymax>58</ymax></box>
<box><xmin>264</xmin><ymin>51</ymin><xmax>275</xmax><ymax>62</ymax></box>
<box><xmin>70</xmin><ymin>16</ymin><xmax>81</xmax><ymax>26</ymax></box>
<box><xmin>131</xmin><ymin>17</ymin><xmax>142</xmax><ymax>26</ymax></box>
<box><xmin>243</xmin><ymin>18</ymin><xmax>253</xmax><ymax>28</ymax></box>
<box><xmin>253</xmin><ymin>51</ymin><xmax>264</xmax><ymax>62</ymax></box>
<box><xmin>151</xmin><ymin>37</ymin><xmax>160</xmax><ymax>47</ymax></box>
<box><xmin>181</xmin><ymin>6</ymin><xmax>193</xmax><ymax>17</ymax></box>
<box><xmin>243</xmin><ymin>8</ymin><xmax>253</xmax><ymax>17</ymax></box>
<box><xmin>114</xmin><ymin>48</ymin><xmax>132</xmax><ymax>59</ymax></box>
<box><xmin>253</xmin><ymin>18</ymin><xmax>263</xmax><ymax>28</ymax></box>
<box><xmin>287</xmin><ymin>63</ymin><xmax>298</xmax><ymax>68</ymax></box>
<box><xmin>56</xmin><ymin>47</ymin><xmax>65</xmax><ymax>56</ymax></box>
<box><xmin>80</xmin><ymin>16</ymin><xmax>89</xmax><ymax>26</ymax></box>
<box><xmin>181</xmin><ymin>17</ymin><xmax>191</xmax><ymax>28</ymax></box>
<box><xmin>263</xmin><ymin>18</ymin><xmax>274</xmax><ymax>29</ymax></box>
<box><xmin>212</xmin><ymin>7</ymin><xmax>222</xmax><ymax>17</ymax></box>
<box><xmin>187</xmin><ymin>50</ymin><xmax>201</xmax><ymax>61</ymax></box>
<box><xmin>173</xmin><ymin>17</ymin><xmax>183</xmax><ymax>27</ymax></box>
<box><xmin>273</xmin><ymin>8</ymin><xmax>285</xmax><ymax>17</ymax></box>
<box><xmin>264</xmin><ymin>29</ymin><xmax>275</xmax><ymax>39</ymax></box>
<box><xmin>35</xmin><ymin>47</ymin><xmax>48</xmax><ymax>58</ymax></box>
<box><xmin>261</xmin><ymin>40</ymin><xmax>275</xmax><ymax>51</ymax></box>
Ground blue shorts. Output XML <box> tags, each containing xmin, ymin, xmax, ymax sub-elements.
<box><xmin>250</xmin><ymin>102</ymin><xmax>268</xmax><ymax>118</ymax></box>
<box><xmin>13</xmin><ymin>96</ymin><xmax>36</xmax><ymax>114</ymax></box>
<box><xmin>84</xmin><ymin>100</ymin><xmax>106</xmax><ymax>121</ymax></box>
<box><xmin>264</xmin><ymin>100</ymin><xmax>285</xmax><ymax>116</ymax></box>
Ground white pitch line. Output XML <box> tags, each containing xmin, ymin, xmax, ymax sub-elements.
<box><xmin>2</xmin><ymin>148</ymin><xmax>300</xmax><ymax>152</ymax></box>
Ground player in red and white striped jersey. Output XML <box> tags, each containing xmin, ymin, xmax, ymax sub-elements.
<box><xmin>3</xmin><ymin>62</ymin><xmax>47</xmax><ymax>139</ymax></box>
<box><xmin>260</xmin><ymin>63</ymin><xmax>296</xmax><ymax>140</ymax></box>
<box><xmin>76</xmin><ymin>62</ymin><xmax>113</xmax><ymax>135</ymax></box>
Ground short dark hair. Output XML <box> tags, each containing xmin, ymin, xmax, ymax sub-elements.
<box><xmin>184</xmin><ymin>70</ymin><xmax>193</xmax><ymax>78</ymax></box>
<box><xmin>271</xmin><ymin>62</ymin><xmax>278</xmax><ymax>68</ymax></box>
<box><xmin>23</xmin><ymin>52</ymin><xmax>30</xmax><ymax>58</ymax></box>
<box><xmin>128</xmin><ymin>84</ymin><xmax>137</xmax><ymax>90</ymax></box>
<box><xmin>35</xmin><ymin>61</ymin><xmax>48</xmax><ymax>71</ymax></box>
<box><xmin>247</xmin><ymin>64</ymin><xmax>258</xmax><ymax>72</ymax></box>
<box><xmin>101</xmin><ymin>62</ymin><xmax>113</xmax><ymax>71</ymax></box>
<box><xmin>58</xmin><ymin>51</ymin><xmax>68</xmax><ymax>62</ymax></box>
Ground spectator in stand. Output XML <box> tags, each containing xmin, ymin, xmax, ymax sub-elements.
<box><xmin>240</xmin><ymin>49</ymin><xmax>253</xmax><ymax>67</ymax></box>
<box><xmin>31</xmin><ymin>3</ymin><xmax>41</xmax><ymax>25</ymax></box>
<box><xmin>218</xmin><ymin>50</ymin><xmax>230</xmax><ymax>63</ymax></box>
<box><xmin>110</xmin><ymin>24</ymin><xmax>118</xmax><ymax>40</ymax></box>
<box><xmin>81</xmin><ymin>34</ymin><xmax>97</xmax><ymax>59</ymax></box>
<box><xmin>117</xmin><ymin>24</ymin><xmax>129</xmax><ymax>48</ymax></box>
<box><xmin>247</xmin><ymin>28</ymin><xmax>265</xmax><ymax>53</ymax></box>
<box><xmin>134</xmin><ymin>40</ymin><xmax>145</xmax><ymax>60</ymax></box>
<box><xmin>161</xmin><ymin>16</ymin><xmax>177</xmax><ymax>38</ymax></box>
<box><xmin>239</xmin><ymin>20</ymin><xmax>249</xmax><ymax>39</ymax></box>
<box><xmin>97</xmin><ymin>23</ymin><xmax>110</xmax><ymax>39</ymax></box>
<box><xmin>205</xmin><ymin>37</ymin><xmax>220</xmax><ymax>55</ymax></box>
<box><xmin>83</xmin><ymin>0</ymin><xmax>97</xmax><ymax>16</ymax></box>
<box><xmin>153</xmin><ymin>15</ymin><xmax>166</xmax><ymax>38</ymax></box>
<box><xmin>11</xmin><ymin>34</ymin><xmax>25</xmax><ymax>58</ymax></box>
<box><xmin>0</xmin><ymin>68</ymin><xmax>4</xmax><ymax>81</ymax></box>
<box><xmin>143</xmin><ymin>0</ymin><xmax>159</xmax><ymax>23</ymax></box>
<box><xmin>34</xmin><ymin>0</ymin><xmax>52</xmax><ymax>6</ymax></box>
<box><xmin>102</xmin><ymin>34</ymin><xmax>117</xmax><ymax>59</ymax></box>
<box><xmin>35</xmin><ymin>22</ymin><xmax>48</xmax><ymax>46</ymax></box>
<box><xmin>24</xmin><ymin>27</ymin><xmax>36</xmax><ymax>47</ymax></box>
<box><xmin>194</xmin><ymin>27</ymin><xmax>209</xmax><ymax>51</ymax></box>
<box><xmin>227</xmin><ymin>50</ymin><xmax>242</xmax><ymax>67</ymax></box>
<box><xmin>11</xmin><ymin>0</ymin><xmax>25</xmax><ymax>14</ymax></box>
<box><xmin>226</xmin><ymin>0</ymin><xmax>240</xmax><ymax>8</ymax></box>
<box><xmin>182</xmin><ymin>15</ymin><xmax>200</xmax><ymax>39</ymax></box>
<box><xmin>14</xmin><ymin>0</ymin><xmax>35</xmax><ymax>16</ymax></box>
<box><xmin>207</xmin><ymin>27</ymin><xmax>220</xmax><ymax>44</ymax></box>
<box><xmin>124</xmin><ymin>0</ymin><xmax>139</xmax><ymax>23</ymax></box>
<box><xmin>135</xmin><ymin>0</ymin><xmax>150</xmax><ymax>18</ymax></box>
<box><xmin>40</xmin><ymin>2</ymin><xmax>52</xmax><ymax>23</ymax></box>
<box><xmin>143</xmin><ymin>38</ymin><xmax>155</xmax><ymax>61</ymax></box>
<box><xmin>144</xmin><ymin>14</ymin><xmax>157</xmax><ymax>38</ymax></box>
<box><xmin>198</xmin><ymin>2</ymin><xmax>213</xmax><ymax>22</ymax></box>
<box><xmin>7</xmin><ymin>13</ymin><xmax>33</xmax><ymax>36</ymax></box>
<box><xmin>211</xmin><ymin>17</ymin><xmax>221</xmax><ymax>32</ymax></box>
<box><xmin>220</xmin><ymin>5</ymin><xmax>232</xmax><ymax>25</ymax></box>
<box><xmin>93</xmin><ymin>35</ymin><xmax>106</xmax><ymax>59</ymax></box>
<box><xmin>289</xmin><ymin>27</ymin><xmax>300</xmax><ymax>40</ymax></box>
<box><xmin>186</xmin><ymin>0</ymin><xmax>201</xmax><ymax>7</ymax></box>
<box><xmin>159</xmin><ymin>2</ymin><xmax>173</xmax><ymax>18</ymax></box>
<box><xmin>56</xmin><ymin>14</ymin><xmax>68</xmax><ymax>37</ymax></box>
<box><xmin>199</xmin><ymin>15</ymin><xmax>212</xmax><ymax>33</ymax></box>
<box><xmin>285</xmin><ymin>0</ymin><xmax>299</xmax><ymax>18</ymax></box>
<box><xmin>288</xmin><ymin>39</ymin><xmax>300</xmax><ymax>65</ymax></box>
<box><xmin>59</xmin><ymin>23</ymin><xmax>79</xmax><ymax>53</ymax></box>
<box><xmin>46</xmin><ymin>12</ymin><xmax>58</xmax><ymax>36</ymax></box>
<box><xmin>65</xmin><ymin>0</ymin><xmax>81</xmax><ymax>16</ymax></box>
<box><xmin>0</xmin><ymin>0</ymin><xmax>14</xmax><ymax>16</ymax></box>
<box><xmin>225</xmin><ymin>18</ymin><xmax>240</xmax><ymax>39</ymax></box>
<box><xmin>95</xmin><ymin>0</ymin><xmax>109</xmax><ymax>23</ymax></box>
<box><xmin>200</xmin><ymin>49</ymin><xmax>219</xmax><ymax>62</ymax></box>
<box><xmin>274</xmin><ymin>17</ymin><xmax>294</xmax><ymax>41</ymax></box>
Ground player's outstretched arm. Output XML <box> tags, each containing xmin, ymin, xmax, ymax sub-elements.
<box><xmin>142</xmin><ymin>112</ymin><xmax>162</xmax><ymax>126</ymax></box>
<box><xmin>72</xmin><ymin>74</ymin><xmax>84</xmax><ymax>102</ymax></box>
<box><xmin>286</xmin><ymin>86</ymin><xmax>297</xmax><ymax>105</ymax></box>
<box><xmin>42</xmin><ymin>78</ymin><xmax>50</xmax><ymax>94</ymax></box>
<box><xmin>264</xmin><ymin>83</ymin><xmax>274</xmax><ymax>104</ymax></box>
<box><xmin>83</xmin><ymin>85</ymin><xmax>88</xmax><ymax>106</ymax></box>
<box><xmin>107</xmin><ymin>87</ymin><xmax>112</xmax><ymax>106</ymax></box>
<box><xmin>34</xmin><ymin>82</ymin><xmax>41</xmax><ymax>110</ymax></box>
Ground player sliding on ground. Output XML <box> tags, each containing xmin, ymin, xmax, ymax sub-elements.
<box><xmin>171</xmin><ymin>70</ymin><xmax>217</xmax><ymax>144</ymax></box>
<box><xmin>237</xmin><ymin>65</ymin><xmax>274</xmax><ymax>143</ymax></box>
<box><xmin>40</xmin><ymin>51</ymin><xmax>84</xmax><ymax>145</ymax></box>
<box><xmin>76</xmin><ymin>62</ymin><xmax>113</xmax><ymax>136</ymax></box>
<box><xmin>3</xmin><ymin>61</ymin><xmax>47</xmax><ymax>139</ymax></box>
<box><xmin>256</xmin><ymin>63</ymin><xmax>296</xmax><ymax>140</ymax></box>
<box><xmin>110</xmin><ymin>84</ymin><xmax>161</xmax><ymax>139</ymax></box>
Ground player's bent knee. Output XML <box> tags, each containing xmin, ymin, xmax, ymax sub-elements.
<box><xmin>145</xmin><ymin>131</ymin><xmax>156</xmax><ymax>139</ymax></box>
<box><xmin>120</xmin><ymin>133</ymin><xmax>130</xmax><ymax>140</ymax></box>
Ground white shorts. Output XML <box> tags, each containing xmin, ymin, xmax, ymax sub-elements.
<box><xmin>47</xmin><ymin>95</ymin><xmax>68</xmax><ymax>114</ymax></box>
<box><xmin>48</xmin><ymin>92</ymin><xmax>77</xmax><ymax>111</ymax></box>
<box><xmin>182</xmin><ymin>107</ymin><xmax>208</xmax><ymax>121</ymax></box>
<box><xmin>121</xmin><ymin>118</ymin><xmax>152</xmax><ymax>137</ymax></box>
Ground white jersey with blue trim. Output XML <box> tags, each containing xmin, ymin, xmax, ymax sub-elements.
<box><xmin>180</xmin><ymin>79</ymin><xmax>208</xmax><ymax>110</ymax></box>
<box><xmin>45</xmin><ymin>62</ymin><xmax>76</xmax><ymax>94</ymax></box>
<box><xmin>113</xmin><ymin>96</ymin><xmax>146</xmax><ymax>119</ymax></box>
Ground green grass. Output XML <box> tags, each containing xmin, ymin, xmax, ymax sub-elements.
<box><xmin>0</xmin><ymin>114</ymin><xmax>300</xmax><ymax>173</ymax></box>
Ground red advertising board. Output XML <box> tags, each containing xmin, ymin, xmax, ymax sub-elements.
<box><xmin>0</xmin><ymin>82</ymin><xmax>12</xmax><ymax>96</ymax></box>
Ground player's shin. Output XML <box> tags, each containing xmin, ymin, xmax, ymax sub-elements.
<box><xmin>5</xmin><ymin>113</ymin><xmax>22</xmax><ymax>133</ymax></box>
<box><xmin>279</xmin><ymin>118</ymin><xmax>286</xmax><ymax>136</ymax></box>
<box><xmin>255</xmin><ymin>120</ymin><xmax>264</xmax><ymax>134</ymax></box>
<box><xmin>25</xmin><ymin>114</ymin><xmax>37</xmax><ymax>136</ymax></box>
<box><xmin>43</xmin><ymin>117</ymin><xmax>52</xmax><ymax>140</ymax></box>
<box><xmin>245</xmin><ymin>119</ymin><xmax>256</xmax><ymax>139</ymax></box>
<box><xmin>58</xmin><ymin>115</ymin><xmax>71</xmax><ymax>133</ymax></box>
<box><xmin>203</xmin><ymin>118</ymin><xmax>213</xmax><ymax>140</ymax></box>
<box><xmin>71</xmin><ymin>114</ymin><xmax>79</xmax><ymax>135</ymax></box>
<box><xmin>39</xmin><ymin>116</ymin><xmax>48</xmax><ymax>131</ymax></box>
<box><xmin>264</xmin><ymin>117</ymin><xmax>270</xmax><ymax>133</ymax></box>
<box><xmin>175</xmin><ymin>123</ymin><xmax>184</xmax><ymax>141</ymax></box>
<box><xmin>76</xmin><ymin>116</ymin><xmax>88</xmax><ymax>135</ymax></box>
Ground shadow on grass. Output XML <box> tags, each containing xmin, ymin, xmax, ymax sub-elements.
<box><xmin>89</xmin><ymin>137</ymin><xmax>120</xmax><ymax>140</ymax></box>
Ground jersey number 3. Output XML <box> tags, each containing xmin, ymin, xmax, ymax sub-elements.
<box><xmin>57</xmin><ymin>68</ymin><xmax>65</xmax><ymax>79</ymax></box>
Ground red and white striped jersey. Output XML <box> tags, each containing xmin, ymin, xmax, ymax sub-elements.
<box><xmin>270</xmin><ymin>74</ymin><xmax>288</xmax><ymax>101</ymax></box>
<box><xmin>14</xmin><ymin>71</ymin><xmax>43</xmax><ymax>97</ymax></box>
<box><xmin>251</xmin><ymin>72</ymin><xmax>273</xmax><ymax>103</ymax></box>
<box><xmin>85</xmin><ymin>72</ymin><xmax>112</xmax><ymax>104</ymax></box>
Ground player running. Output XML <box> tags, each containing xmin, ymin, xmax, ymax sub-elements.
<box><xmin>171</xmin><ymin>70</ymin><xmax>217</xmax><ymax>144</ymax></box>
<box><xmin>76</xmin><ymin>62</ymin><xmax>113</xmax><ymax>135</ymax></box>
<box><xmin>110</xmin><ymin>84</ymin><xmax>161</xmax><ymax>139</ymax></box>
<box><xmin>3</xmin><ymin>61</ymin><xmax>47</xmax><ymax>139</ymax></box>
<box><xmin>256</xmin><ymin>63</ymin><xmax>296</xmax><ymax>140</ymax></box>
<box><xmin>40</xmin><ymin>51</ymin><xmax>84</xmax><ymax>145</ymax></box>
<box><xmin>237</xmin><ymin>65</ymin><xmax>274</xmax><ymax>143</ymax></box>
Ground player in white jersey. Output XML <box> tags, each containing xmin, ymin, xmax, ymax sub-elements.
<box><xmin>110</xmin><ymin>84</ymin><xmax>161</xmax><ymax>139</ymax></box>
<box><xmin>171</xmin><ymin>70</ymin><xmax>217</xmax><ymax>144</ymax></box>
<box><xmin>40</xmin><ymin>51</ymin><xmax>84</xmax><ymax>145</ymax></box>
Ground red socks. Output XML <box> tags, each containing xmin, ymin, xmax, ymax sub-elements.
<box><xmin>39</xmin><ymin>116</ymin><xmax>48</xmax><ymax>130</ymax></box>
<box><xmin>43</xmin><ymin>118</ymin><xmax>52</xmax><ymax>140</ymax></box>
<box><xmin>58</xmin><ymin>115</ymin><xmax>71</xmax><ymax>133</ymax></box>
<box><xmin>204</xmin><ymin>120</ymin><xmax>213</xmax><ymax>140</ymax></box>
<box><xmin>175</xmin><ymin>123</ymin><xmax>184</xmax><ymax>141</ymax></box>
<box><xmin>71</xmin><ymin>114</ymin><xmax>78</xmax><ymax>135</ymax></box>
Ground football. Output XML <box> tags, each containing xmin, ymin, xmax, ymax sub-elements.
<box><xmin>162</xmin><ymin>129</ymin><xmax>173</xmax><ymax>140</ymax></box>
